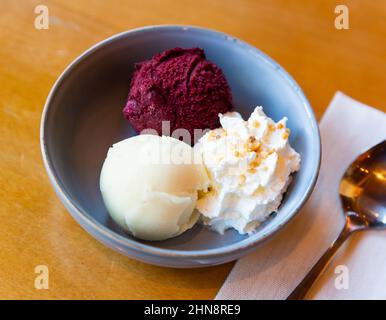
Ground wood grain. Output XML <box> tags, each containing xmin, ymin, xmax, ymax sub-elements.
<box><xmin>0</xmin><ymin>0</ymin><xmax>385</xmax><ymax>299</ymax></box>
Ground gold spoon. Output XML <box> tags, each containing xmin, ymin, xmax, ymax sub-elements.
<box><xmin>288</xmin><ymin>140</ymin><xmax>386</xmax><ymax>300</ymax></box>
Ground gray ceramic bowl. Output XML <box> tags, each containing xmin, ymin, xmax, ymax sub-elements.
<box><xmin>41</xmin><ymin>25</ymin><xmax>320</xmax><ymax>268</ymax></box>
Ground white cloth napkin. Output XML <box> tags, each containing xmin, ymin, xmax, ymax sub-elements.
<box><xmin>216</xmin><ymin>92</ymin><xmax>386</xmax><ymax>300</ymax></box>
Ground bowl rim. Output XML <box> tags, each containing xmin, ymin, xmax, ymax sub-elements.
<box><xmin>40</xmin><ymin>24</ymin><xmax>321</xmax><ymax>259</ymax></box>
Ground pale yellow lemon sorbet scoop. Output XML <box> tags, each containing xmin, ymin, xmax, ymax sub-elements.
<box><xmin>100</xmin><ymin>135</ymin><xmax>209</xmax><ymax>241</ymax></box>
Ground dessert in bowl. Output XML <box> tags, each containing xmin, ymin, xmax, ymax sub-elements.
<box><xmin>41</xmin><ymin>25</ymin><xmax>320</xmax><ymax>267</ymax></box>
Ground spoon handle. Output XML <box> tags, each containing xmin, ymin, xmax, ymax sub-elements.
<box><xmin>287</xmin><ymin>225</ymin><xmax>352</xmax><ymax>300</ymax></box>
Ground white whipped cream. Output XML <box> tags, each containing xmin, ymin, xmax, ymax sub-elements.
<box><xmin>195</xmin><ymin>107</ymin><xmax>301</xmax><ymax>234</ymax></box>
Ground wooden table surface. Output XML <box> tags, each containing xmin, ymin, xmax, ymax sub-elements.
<box><xmin>0</xmin><ymin>0</ymin><xmax>385</xmax><ymax>299</ymax></box>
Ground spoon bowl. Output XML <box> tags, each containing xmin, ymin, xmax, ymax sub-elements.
<box><xmin>340</xmin><ymin>140</ymin><xmax>386</xmax><ymax>228</ymax></box>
